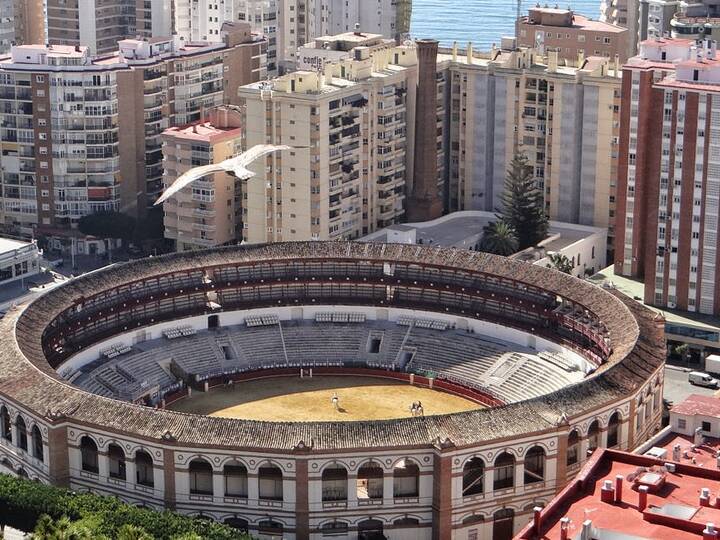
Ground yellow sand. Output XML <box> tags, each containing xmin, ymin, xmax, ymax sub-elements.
<box><xmin>168</xmin><ymin>375</ymin><xmax>481</xmax><ymax>421</ymax></box>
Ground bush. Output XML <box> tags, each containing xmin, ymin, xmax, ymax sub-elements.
<box><xmin>0</xmin><ymin>474</ymin><xmax>251</xmax><ymax>539</ymax></box>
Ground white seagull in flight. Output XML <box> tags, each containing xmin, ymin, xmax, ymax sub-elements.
<box><xmin>154</xmin><ymin>144</ymin><xmax>300</xmax><ymax>206</ymax></box>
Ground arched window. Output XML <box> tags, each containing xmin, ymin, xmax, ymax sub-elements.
<box><xmin>224</xmin><ymin>461</ymin><xmax>248</xmax><ymax>498</ymax></box>
<box><xmin>188</xmin><ymin>458</ymin><xmax>213</xmax><ymax>495</ymax></box>
<box><xmin>567</xmin><ymin>430</ymin><xmax>580</xmax><ymax>466</ymax></box>
<box><xmin>0</xmin><ymin>407</ymin><xmax>10</xmax><ymax>443</ymax></box>
<box><xmin>462</xmin><ymin>514</ymin><xmax>485</xmax><ymax>525</ymax></box>
<box><xmin>393</xmin><ymin>460</ymin><xmax>419</xmax><ymax>498</ymax></box>
<box><xmin>394</xmin><ymin>517</ymin><xmax>420</xmax><ymax>526</ymax></box>
<box><xmin>322</xmin><ymin>464</ymin><xmax>347</xmax><ymax>501</ymax></box>
<box><xmin>258</xmin><ymin>519</ymin><xmax>283</xmax><ymax>536</ymax></box>
<box><xmin>462</xmin><ymin>457</ymin><xmax>485</xmax><ymax>496</ymax></box>
<box><xmin>224</xmin><ymin>518</ymin><xmax>249</xmax><ymax>531</ymax></box>
<box><xmin>587</xmin><ymin>420</ymin><xmax>601</xmax><ymax>452</ymax></box>
<box><xmin>108</xmin><ymin>444</ymin><xmax>126</xmax><ymax>480</ymax></box>
<box><xmin>80</xmin><ymin>436</ymin><xmax>99</xmax><ymax>474</ymax></box>
<box><xmin>15</xmin><ymin>416</ymin><xmax>27</xmax><ymax>452</ymax></box>
<box><xmin>358</xmin><ymin>518</ymin><xmax>384</xmax><ymax>539</ymax></box>
<box><xmin>607</xmin><ymin>412</ymin><xmax>620</xmax><ymax>448</ymax></box>
<box><xmin>321</xmin><ymin>521</ymin><xmax>349</xmax><ymax>534</ymax></box>
<box><xmin>493</xmin><ymin>508</ymin><xmax>515</xmax><ymax>540</ymax></box>
<box><xmin>258</xmin><ymin>464</ymin><xmax>283</xmax><ymax>501</ymax></box>
<box><xmin>32</xmin><ymin>426</ymin><xmax>43</xmax><ymax>462</ymax></box>
<box><xmin>135</xmin><ymin>450</ymin><xmax>154</xmax><ymax>487</ymax></box>
<box><xmin>493</xmin><ymin>452</ymin><xmax>515</xmax><ymax>491</ymax></box>
<box><xmin>357</xmin><ymin>462</ymin><xmax>383</xmax><ymax>500</ymax></box>
<box><xmin>524</xmin><ymin>446</ymin><xmax>545</xmax><ymax>485</ymax></box>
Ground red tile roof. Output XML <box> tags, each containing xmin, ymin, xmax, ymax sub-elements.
<box><xmin>672</xmin><ymin>394</ymin><xmax>720</xmax><ymax>418</ymax></box>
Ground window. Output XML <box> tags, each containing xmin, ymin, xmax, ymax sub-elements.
<box><xmin>258</xmin><ymin>464</ymin><xmax>283</xmax><ymax>500</ymax></box>
<box><xmin>32</xmin><ymin>426</ymin><xmax>43</xmax><ymax>461</ymax></box>
<box><xmin>108</xmin><ymin>444</ymin><xmax>126</xmax><ymax>480</ymax></box>
<box><xmin>80</xmin><ymin>436</ymin><xmax>99</xmax><ymax>474</ymax></box>
<box><xmin>393</xmin><ymin>460</ymin><xmax>419</xmax><ymax>498</ymax></box>
<box><xmin>678</xmin><ymin>418</ymin><xmax>687</xmax><ymax>429</ymax></box>
<box><xmin>135</xmin><ymin>450</ymin><xmax>154</xmax><ymax>487</ymax></box>
<box><xmin>587</xmin><ymin>420</ymin><xmax>601</xmax><ymax>452</ymax></box>
<box><xmin>322</xmin><ymin>465</ymin><xmax>347</xmax><ymax>501</ymax></box>
<box><xmin>462</xmin><ymin>458</ymin><xmax>485</xmax><ymax>496</ymax></box>
<box><xmin>0</xmin><ymin>407</ymin><xmax>11</xmax><ymax>443</ymax></box>
<box><xmin>702</xmin><ymin>421</ymin><xmax>712</xmax><ymax>432</ymax></box>
<box><xmin>357</xmin><ymin>462</ymin><xmax>383</xmax><ymax>499</ymax></box>
<box><xmin>189</xmin><ymin>459</ymin><xmax>213</xmax><ymax>495</ymax></box>
<box><xmin>607</xmin><ymin>412</ymin><xmax>620</xmax><ymax>447</ymax></box>
<box><xmin>493</xmin><ymin>452</ymin><xmax>515</xmax><ymax>490</ymax></box>
<box><xmin>224</xmin><ymin>461</ymin><xmax>248</xmax><ymax>497</ymax></box>
<box><xmin>524</xmin><ymin>446</ymin><xmax>545</xmax><ymax>484</ymax></box>
<box><xmin>15</xmin><ymin>416</ymin><xmax>27</xmax><ymax>452</ymax></box>
<box><xmin>567</xmin><ymin>430</ymin><xmax>580</xmax><ymax>465</ymax></box>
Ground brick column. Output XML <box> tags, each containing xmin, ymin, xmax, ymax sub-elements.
<box><xmin>295</xmin><ymin>459</ymin><xmax>310</xmax><ymax>540</ymax></box>
<box><xmin>432</xmin><ymin>452</ymin><xmax>453</xmax><ymax>540</ymax></box>
<box><xmin>47</xmin><ymin>425</ymin><xmax>69</xmax><ymax>487</ymax></box>
<box><xmin>555</xmin><ymin>431</ymin><xmax>568</xmax><ymax>493</ymax></box>
<box><xmin>163</xmin><ymin>448</ymin><xmax>176</xmax><ymax>509</ymax></box>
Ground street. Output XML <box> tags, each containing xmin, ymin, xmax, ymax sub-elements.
<box><xmin>663</xmin><ymin>365</ymin><xmax>718</xmax><ymax>406</ymax></box>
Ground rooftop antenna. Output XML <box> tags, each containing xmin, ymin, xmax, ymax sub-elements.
<box><xmin>517</xmin><ymin>0</ymin><xmax>522</xmax><ymax>23</ymax></box>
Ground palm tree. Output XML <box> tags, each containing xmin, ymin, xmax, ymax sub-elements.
<box><xmin>116</xmin><ymin>525</ymin><xmax>153</xmax><ymax>540</ymax></box>
<box><xmin>546</xmin><ymin>253</ymin><xmax>574</xmax><ymax>274</ymax></box>
<box><xmin>479</xmin><ymin>221</ymin><xmax>519</xmax><ymax>256</ymax></box>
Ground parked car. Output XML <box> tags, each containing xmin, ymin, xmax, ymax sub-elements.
<box><xmin>688</xmin><ymin>371</ymin><xmax>719</xmax><ymax>388</ymax></box>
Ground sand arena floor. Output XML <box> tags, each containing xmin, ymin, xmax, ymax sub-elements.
<box><xmin>167</xmin><ymin>375</ymin><xmax>482</xmax><ymax>421</ymax></box>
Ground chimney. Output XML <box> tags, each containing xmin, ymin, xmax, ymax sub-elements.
<box><xmin>324</xmin><ymin>62</ymin><xmax>333</xmax><ymax>85</ymax></box>
<box><xmin>452</xmin><ymin>41</ymin><xmax>458</xmax><ymax>62</ymax></box>
<box><xmin>702</xmin><ymin>487</ymin><xmax>712</xmax><ymax>507</ymax></box>
<box><xmin>615</xmin><ymin>475</ymin><xmax>624</xmax><ymax>503</ymax></box>
<box><xmin>578</xmin><ymin>50</ymin><xmax>585</xmax><ymax>67</ymax></box>
<box><xmin>559</xmin><ymin>517</ymin><xmax>571</xmax><ymax>540</ymax></box>
<box><xmin>467</xmin><ymin>41</ymin><xmax>473</xmax><ymax>64</ymax></box>
<box><xmin>704</xmin><ymin>523</ymin><xmax>719</xmax><ymax>540</ymax></box>
<box><xmin>547</xmin><ymin>49</ymin><xmax>558</xmax><ymax>72</ymax></box>
<box><xmin>407</xmin><ymin>39</ymin><xmax>443</xmax><ymax>222</ymax></box>
<box><xmin>600</xmin><ymin>479</ymin><xmax>615</xmax><ymax>503</ymax></box>
<box><xmin>638</xmin><ymin>485</ymin><xmax>649</xmax><ymax>511</ymax></box>
<box><xmin>580</xmin><ymin>519</ymin><xmax>593</xmax><ymax>540</ymax></box>
<box><xmin>533</xmin><ymin>506</ymin><xmax>542</xmax><ymax>533</ymax></box>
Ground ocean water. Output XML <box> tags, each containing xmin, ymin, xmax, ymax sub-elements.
<box><xmin>410</xmin><ymin>0</ymin><xmax>602</xmax><ymax>49</ymax></box>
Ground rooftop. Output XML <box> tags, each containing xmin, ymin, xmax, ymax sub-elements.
<box><xmin>516</xmin><ymin>448</ymin><xmax>720</xmax><ymax>539</ymax></box>
<box><xmin>0</xmin><ymin>237</ymin><xmax>35</xmax><ymax>255</ymax></box>
<box><xmin>671</xmin><ymin>394</ymin><xmax>720</xmax><ymax>418</ymax></box>
<box><xmin>162</xmin><ymin>121</ymin><xmax>242</xmax><ymax>143</ymax></box>
<box><xmin>588</xmin><ymin>266</ymin><xmax>720</xmax><ymax>333</ymax></box>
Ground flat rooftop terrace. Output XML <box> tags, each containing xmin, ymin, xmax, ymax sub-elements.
<box><xmin>517</xmin><ymin>448</ymin><xmax>720</xmax><ymax>539</ymax></box>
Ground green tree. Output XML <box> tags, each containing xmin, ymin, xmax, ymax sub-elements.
<box><xmin>499</xmin><ymin>153</ymin><xmax>548</xmax><ymax>250</ymax></box>
<box><xmin>116</xmin><ymin>525</ymin><xmax>153</xmax><ymax>540</ymax></box>
<box><xmin>32</xmin><ymin>515</ymin><xmax>96</xmax><ymax>540</ymax></box>
<box><xmin>78</xmin><ymin>212</ymin><xmax>136</xmax><ymax>242</ymax></box>
<box><xmin>479</xmin><ymin>221</ymin><xmax>519</xmax><ymax>256</ymax></box>
<box><xmin>546</xmin><ymin>253</ymin><xmax>574</xmax><ymax>274</ymax></box>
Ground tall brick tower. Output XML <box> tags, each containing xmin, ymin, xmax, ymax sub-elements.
<box><xmin>407</xmin><ymin>38</ymin><xmax>443</xmax><ymax>222</ymax></box>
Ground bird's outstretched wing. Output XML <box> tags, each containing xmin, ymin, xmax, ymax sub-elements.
<box><xmin>154</xmin><ymin>163</ymin><xmax>223</xmax><ymax>206</ymax></box>
<box><xmin>234</xmin><ymin>144</ymin><xmax>295</xmax><ymax>168</ymax></box>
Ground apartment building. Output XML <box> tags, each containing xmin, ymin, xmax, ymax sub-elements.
<box><xmin>517</xmin><ymin>7</ymin><xmax>630</xmax><ymax>64</ymax></box>
<box><xmin>277</xmin><ymin>0</ymin><xmax>411</xmax><ymax>72</ymax></box>
<box><xmin>0</xmin><ymin>26</ymin><xmax>265</xmax><ymax>238</ymax></box>
<box><xmin>639</xmin><ymin>0</ymin><xmax>679</xmax><ymax>40</ymax></box>
<box><xmin>135</xmin><ymin>0</ymin><xmax>173</xmax><ymax>39</ymax></box>
<box><xmin>46</xmin><ymin>0</ymin><xmax>137</xmax><ymax>55</ymax></box>
<box><xmin>163</xmin><ymin>107</ymin><xmax>242</xmax><ymax>250</ymax></box>
<box><xmin>441</xmin><ymin>42</ymin><xmax>622</xmax><ymax>254</ymax></box>
<box><xmin>667</xmin><ymin>0</ymin><xmax>720</xmax><ymax>41</ymax></box>
<box><xmin>0</xmin><ymin>0</ymin><xmax>45</xmax><ymax>54</ymax></box>
<box><xmin>615</xmin><ymin>37</ymin><xmax>720</xmax><ymax>316</ymax></box>
<box><xmin>237</xmin><ymin>42</ymin><xmax>422</xmax><ymax>243</ymax></box>
<box><xmin>601</xmin><ymin>0</ymin><xmax>641</xmax><ymax>57</ymax></box>
<box><xmin>174</xmin><ymin>0</ymin><xmax>279</xmax><ymax>74</ymax></box>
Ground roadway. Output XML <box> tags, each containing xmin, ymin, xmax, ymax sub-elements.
<box><xmin>663</xmin><ymin>365</ymin><xmax>717</xmax><ymax>406</ymax></box>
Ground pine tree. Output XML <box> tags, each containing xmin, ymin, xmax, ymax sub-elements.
<box><xmin>499</xmin><ymin>153</ymin><xmax>548</xmax><ymax>250</ymax></box>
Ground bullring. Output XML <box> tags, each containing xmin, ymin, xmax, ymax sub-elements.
<box><xmin>0</xmin><ymin>242</ymin><xmax>665</xmax><ymax>539</ymax></box>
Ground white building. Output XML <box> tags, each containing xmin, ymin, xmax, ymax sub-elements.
<box><xmin>669</xmin><ymin>394</ymin><xmax>720</xmax><ymax>439</ymax></box>
<box><xmin>362</xmin><ymin>210</ymin><xmax>608</xmax><ymax>278</ymax></box>
<box><xmin>0</xmin><ymin>237</ymin><xmax>40</xmax><ymax>285</ymax></box>
<box><xmin>174</xmin><ymin>0</ymin><xmax>279</xmax><ymax>74</ymax></box>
